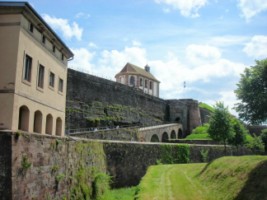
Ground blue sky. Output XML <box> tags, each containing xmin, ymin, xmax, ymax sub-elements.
<box><xmin>20</xmin><ymin>0</ymin><xmax>267</xmax><ymax>114</ymax></box>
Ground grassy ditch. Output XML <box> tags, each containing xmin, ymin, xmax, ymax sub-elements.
<box><xmin>136</xmin><ymin>156</ymin><xmax>267</xmax><ymax>200</ymax></box>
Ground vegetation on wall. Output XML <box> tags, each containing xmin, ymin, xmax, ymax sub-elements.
<box><xmin>159</xmin><ymin>144</ymin><xmax>190</xmax><ymax>164</ymax></box>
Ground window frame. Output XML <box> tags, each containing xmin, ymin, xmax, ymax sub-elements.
<box><xmin>37</xmin><ymin>64</ymin><xmax>45</xmax><ymax>89</ymax></box>
<box><xmin>49</xmin><ymin>71</ymin><xmax>55</xmax><ymax>88</ymax></box>
<box><xmin>23</xmin><ymin>54</ymin><xmax>32</xmax><ymax>83</ymax></box>
<box><xmin>58</xmin><ymin>78</ymin><xmax>64</xmax><ymax>93</ymax></box>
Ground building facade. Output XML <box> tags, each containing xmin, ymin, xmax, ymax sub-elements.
<box><xmin>0</xmin><ymin>2</ymin><xmax>73</xmax><ymax>136</ymax></box>
<box><xmin>115</xmin><ymin>63</ymin><xmax>160</xmax><ymax>97</ymax></box>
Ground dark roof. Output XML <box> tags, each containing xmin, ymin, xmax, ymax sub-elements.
<box><xmin>0</xmin><ymin>1</ymin><xmax>74</xmax><ymax>59</ymax></box>
<box><xmin>115</xmin><ymin>63</ymin><xmax>160</xmax><ymax>82</ymax></box>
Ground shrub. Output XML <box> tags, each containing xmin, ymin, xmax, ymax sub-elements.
<box><xmin>260</xmin><ymin>129</ymin><xmax>267</xmax><ymax>153</ymax></box>
<box><xmin>245</xmin><ymin>135</ymin><xmax>264</xmax><ymax>153</ymax></box>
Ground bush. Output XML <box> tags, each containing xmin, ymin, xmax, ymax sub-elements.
<box><xmin>192</xmin><ymin>123</ymin><xmax>209</xmax><ymax>135</ymax></box>
<box><xmin>260</xmin><ymin>129</ymin><xmax>267</xmax><ymax>153</ymax></box>
<box><xmin>160</xmin><ymin>144</ymin><xmax>190</xmax><ymax>164</ymax></box>
<box><xmin>245</xmin><ymin>135</ymin><xmax>264</xmax><ymax>153</ymax></box>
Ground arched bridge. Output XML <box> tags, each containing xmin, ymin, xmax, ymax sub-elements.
<box><xmin>68</xmin><ymin>123</ymin><xmax>183</xmax><ymax>143</ymax></box>
<box><xmin>138</xmin><ymin>123</ymin><xmax>183</xmax><ymax>142</ymax></box>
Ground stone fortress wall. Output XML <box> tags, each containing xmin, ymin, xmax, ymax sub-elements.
<box><xmin>66</xmin><ymin>69</ymin><xmax>208</xmax><ymax>136</ymax></box>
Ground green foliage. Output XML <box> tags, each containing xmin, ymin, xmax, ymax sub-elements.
<box><xmin>235</xmin><ymin>59</ymin><xmax>267</xmax><ymax>124</ymax></box>
<box><xmin>228</xmin><ymin>118</ymin><xmax>248</xmax><ymax>149</ymax></box>
<box><xmin>260</xmin><ymin>129</ymin><xmax>267</xmax><ymax>153</ymax></box>
<box><xmin>93</xmin><ymin>173</ymin><xmax>111</xmax><ymax>200</ymax></box>
<box><xmin>199</xmin><ymin>102</ymin><xmax>214</xmax><ymax>113</ymax></box>
<box><xmin>200</xmin><ymin>149</ymin><xmax>209</xmax><ymax>162</ymax></box>
<box><xmin>51</xmin><ymin>165</ymin><xmax>59</xmax><ymax>174</ymax></box>
<box><xmin>160</xmin><ymin>144</ymin><xmax>190</xmax><ymax>164</ymax></box>
<box><xmin>55</xmin><ymin>173</ymin><xmax>65</xmax><ymax>183</ymax></box>
<box><xmin>245</xmin><ymin>135</ymin><xmax>264</xmax><ymax>153</ymax></box>
<box><xmin>21</xmin><ymin>155</ymin><xmax>31</xmax><ymax>170</ymax></box>
<box><xmin>186</xmin><ymin>123</ymin><xmax>211</xmax><ymax>140</ymax></box>
<box><xmin>185</xmin><ymin>133</ymin><xmax>211</xmax><ymax>140</ymax></box>
<box><xmin>208</xmin><ymin>102</ymin><xmax>234</xmax><ymax>151</ymax></box>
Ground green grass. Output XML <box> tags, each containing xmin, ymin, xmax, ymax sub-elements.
<box><xmin>185</xmin><ymin>133</ymin><xmax>211</xmax><ymax>140</ymax></box>
<box><xmin>136</xmin><ymin>156</ymin><xmax>267</xmax><ymax>200</ymax></box>
<box><xmin>100</xmin><ymin>186</ymin><xmax>138</xmax><ymax>200</ymax></box>
<box><xmin>199</xmin><ymin>102</ymin><xmax>214</xmax><ymax>113</ymax></box>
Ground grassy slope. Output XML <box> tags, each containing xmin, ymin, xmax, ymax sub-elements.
<box><xmin>137</xmin><ymin>156</ymin><xmax>267</xmax><ymax>200</ymax></box>
<box><xmin>185</xmin><ymin>133</ymin><xmax>211</xmax><ymax>140</ymax></box>
<box><xmin>100</xmin><ymin>187</ymin><xmax>138</xmax><ymax>200</ymax></box>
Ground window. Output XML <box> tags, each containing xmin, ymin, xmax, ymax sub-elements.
<box><xmin>61</xmin><ymin>53</ymin><xmax>64</xmax><ymax>61</ymax></box>
<box><xmin>140</xmin><ymin>78</ymin><xmax>143</xmax><ymax>86</ymax></box>
<box><xmin>58</xmin><ymin>78</ymin><xmax>63</xmax><ymax>92</ymax></box>
<box><xmin>42</xmin><ymin>35</ymin><xmax>46</xmax><ymax>44</ymax></box>
<box><xmin>37</xmin><ymin>65</ymin><xmax>45</xmax><ymax>88</ymax></box>
<box><xmin>29</xmin><ymin>23</ymin><xmax>34</xmax><ymax>33</ymax></box>
<box><xmin>49</xmin><ymin>72</ymin><xmax>55</xmax><ymax>87</ymax></box>
<box><xmin>130</xmin><ymin>76</ymin><xmax>135</xmax><ymax>86</ymax></box>
<box><xmin>145</xmin><ymin>80</ymin><xmax>148</xmax><ymax>88</ymax></box>
<box><xmin>23</xmin><ymin>55</ymin><xmax>32</xmax><ymax>82</ymax></box>
<box><xmin>150</xmin><ymin>81</ymin><xmax>153</xmax><ymax>90</ymax></box>
<box><xmin>53</xmin><ymin>45</ymin><xmax>56</xmax><ymax>53</ymax></box>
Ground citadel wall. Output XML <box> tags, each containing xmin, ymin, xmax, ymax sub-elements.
<box><xmin>66</xmin><ymin>69</ymin><xmax>203</xmax><ymax>135</ymax></box>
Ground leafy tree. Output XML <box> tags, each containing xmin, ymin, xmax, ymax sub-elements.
<box><xmin>208</xmin><ymin>102</ymin><xmax>234</xmax><ymax>152</ymax></box>
<box><xmin>228</xmin><ymin>118</ymin><xmax>247</xmax><ymax>149</ymax></box>
<box><xmin>235</xmin><ymin>59</ymin><xmax>267</xmax><ymax>124</ymax></box>
<box><xmin>260</xmin><ymin>129</ymin><xmax>267</xmax><ymax>153</ymax></box>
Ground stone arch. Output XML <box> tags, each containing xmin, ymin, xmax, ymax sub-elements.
<box><xmin>33</xmin><ymin>110</ymin><xmax>42</xmax><ymax>133</ymax></box>
<box><xmin>178</xmin><ymin>129</ymin><xmax>183</xmax><ymax>139</ymax></box>
<box><xmin>45</xmin><ymin>114</ymin><xmax>53</xmax><ymax>135</ymax></box>
<box><xmin>56</xmin><ymin>117</ymin><xmax>62</xmax><ymax>136</ymax></box>
<box><xmin>18</xmin><ymin>105</ymin><xmax>30</xmax><ymax>131</ymax></box>
<box><xmin>162</xmin><ymin>132</ymin><xmax>169</xmax><ymax>142</ymax></box>
<box><xmin>171</xmin><ymin>130</ymin><xmax>176</xmax><ymax>139</ymax></box>
<box><xmin>130</xmin><ymin>76</ymin><xmax>135</xmax><ymax>86</ymax></box>
<box><xmin>151</xmin><ymin>134</ymin><xmax>159</xmax><ymax>142</ymax></box>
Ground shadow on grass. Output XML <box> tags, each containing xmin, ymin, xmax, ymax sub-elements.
<box><xmin>235</xmin><ymin>160</ymin><xmax>267</xmax><ymax>200</ymax></box>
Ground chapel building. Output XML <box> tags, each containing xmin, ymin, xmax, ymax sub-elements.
<box><xmin>115</xmin><ymin>63</ymin><xmax>160</xmax><ymax>97</ymax></box>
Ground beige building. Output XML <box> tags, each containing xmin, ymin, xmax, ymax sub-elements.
<box><xmin>115</xmin><ymin>63</ymin><xmax>160</xmax><ymax>97</ymax></box>
<box><xmin>0</xmin><ymin>2</ymin><xmax>73</xmax><ymax>136</ymax></box>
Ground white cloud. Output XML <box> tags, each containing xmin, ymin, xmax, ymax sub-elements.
<box><xmin>88</xmin><ymin>42</ymin><xmax>98</xmax><ymax>49</ymax></box>
<box><xmin>75</xmin><ymin>12</ymin><xmax>90</xmax><ymax>19</ymax></box>
<box><xmin>43</xmin><ymin>14</ymin><xmax>83</xmax><ymax>41</ymax></box>
<box><xmin>243</xmin><ymin>35</ymin><xmax>267</xmax><ymax>58</ymax></box>
<box><xmin>155</xmin><ymin>0</ymin><xmax>207</xmax><ymax>17</ymax></box>
<box><xmin>69</xmin><ymin>48</ymin><xmax>95</xmax><ymax>72</ymax></box>
<box><xmin>218</xmin><ymin>90</ymin><xmax>238</xmax><ymax>115</ymax></box>
<box><xmin>209</xmin><ymin>35</ymin><xmax>249</xmax><ymax>47</ymax></box>
<box><xmin>132</xmin><ymin>40</ymin><xmax>142</xmax><ymax>47</ymax></box>
<box><xmin>238</xmin><ymin>0</ymin><xmax>267</xmax><ymax>20</ymax></box>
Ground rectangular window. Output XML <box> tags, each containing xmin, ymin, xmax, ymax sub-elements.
<box><xmin>58</xmin><ymin>78</ymin><xmax>63</xmax><ymax>92</ymax></box>
<box><xmin>61</xmin><ymin>53</ymin><xmax>64</xmax><ymax>61</ymax></box>
<box><xmin>29</xmin><ymin>23</ymin><xmax>34</xmax><ymax>33</ymax></box>
<box><xmin>23</xmin><ymin>55</ymin><xmax>32</xmax><ymax>82</ymax></box>
<box><xmin>53</xmin><ymin>45</ymin><xmax>56</xmax><ymax>53</ymax></box>
<box><xmin>37</xmin><ymin>65</ymin><xmax>45</xmax><ymax>88</ymax></box>
<box><xmin>49</xmin><ymin>72</ymin><xmax>55</xmax><ymax>88</ymax></box>
<box><xmin>42</xmin><ymin>35</ymin><xmax>46</xmax><ymax>44</ymax></box>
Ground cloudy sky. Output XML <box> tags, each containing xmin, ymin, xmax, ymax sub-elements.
<box><xmin>25</xmin><ymin>0</ymin><xmax>267</xmax><ymax>114</ymax></box>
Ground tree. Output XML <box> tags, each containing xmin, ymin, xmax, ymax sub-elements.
<box><xmin>235</xmin><ymin>59</ymin><xmax>267</xmax><ymax>124</ymax></box>
<box><xmin>208</xmin><ymin>102</ymin><xmax>234</xmax><ymax>152</ymax></box>
<box><xmin>260</xmin><ymin>129</ymin><xmax>267</xmax><ymax>153</ymax></box>
<box><xmin>228</xmin><ymin>118</ymin><xmax>247</xmax><ymax>149</ymax></box>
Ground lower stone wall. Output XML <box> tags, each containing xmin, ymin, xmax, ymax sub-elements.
<box><xmin>0</xmin><ymin>133</ymin><xmax>12</xmax><ymax>199</ymax></box>
<box><xmin>0</xmin><ymin>131</ymin><xmax>106</xmax><ymax>200</ymax></box>
<box><xmin>0</xmin><ymin>131</ymin><xmax>253</xmax><ymax>199</ymax></box>
<box><xmin>103</xmin><ymin>141</ymin><xmax>252</xmax><ymax>188</ymax></box>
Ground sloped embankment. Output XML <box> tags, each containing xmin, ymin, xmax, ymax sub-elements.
<box><xmin>137</xmin><ymin>156</ymin><xmax>267</xmax><ymax>200</ymax></box>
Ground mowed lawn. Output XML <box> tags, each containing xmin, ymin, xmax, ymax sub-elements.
<box><xmin>136</xmin><ymin>156</ymin><xmax>267</xmax><ymax>200</ymax></box>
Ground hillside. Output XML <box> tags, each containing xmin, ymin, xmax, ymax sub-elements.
<box><xmin>136</xmin><ymin>156</ymin><xmax>267</xmax><ymax>200</ymax></box>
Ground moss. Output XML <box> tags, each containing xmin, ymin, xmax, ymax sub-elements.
<box><xmin>21</xmin><ymin>155</ymin><xmax>31</xmax><ymax>170</ymax></box>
